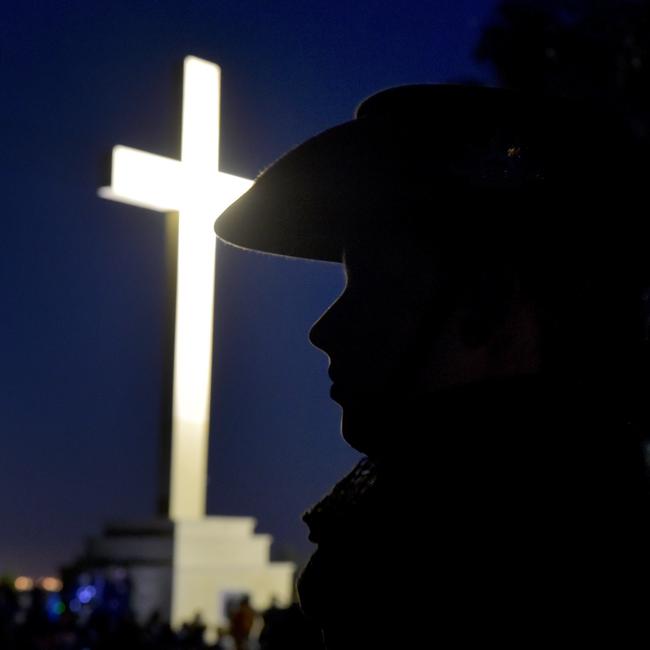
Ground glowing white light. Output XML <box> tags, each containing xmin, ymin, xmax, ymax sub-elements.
<box><xmin>100</xmin><ymin>56</ymin><xmax>253</xmax><ymax>520</ymax></box>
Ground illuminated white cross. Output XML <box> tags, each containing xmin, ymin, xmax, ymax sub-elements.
<box><xmin>99</xmin><ymin>56</ymin><xmax>253</xmax><ymax>520</ymax></box>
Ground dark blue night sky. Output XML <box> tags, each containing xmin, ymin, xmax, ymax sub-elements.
<box><xmin>1</xmin><ymin>0</ymin><xmax>499</xmax><ymax>576</ymax></box>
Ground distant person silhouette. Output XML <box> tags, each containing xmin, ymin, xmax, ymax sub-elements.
<box><xmin>229</xmin><ymin>595</ymin><xmax>256</xmax><ymax>650</ymax></box>
<box><xmin>215</xmin><ymin>85</ymin><xmax>650</xmax><ymax>648</ymax></box>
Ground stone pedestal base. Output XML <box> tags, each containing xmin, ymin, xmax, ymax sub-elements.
<box><xmin>80</xmin><ymin>516</ymin><xmax>295</xmax><ymax>632</ymax></box>
<box><xmin>172</xmin><ymin>517</ymin><xmax>295</xmax><ymax>628</ymax></box>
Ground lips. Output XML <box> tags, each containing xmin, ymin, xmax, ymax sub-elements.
<box><xmin>330</xmin><ymin>382</ymin><xmax>360</xmax><ymax>405</ymax></box>
<box><xmin>329</xmin><ymin>382</ymin><xmax>369</xmax><ymax>405</ymax></box>
<box><xmin>328</xmin><ymin>367</ymin><xmax>382</xmax><ymax>404</ymax></box>
<box><xmin>328</xmin><ymin>367</ymin><xmax>344</xmax><ymax>399</ymax></box>
<box><xmin>327</xmin><ymin>365</ymin><xmax>352</xmax><ymax>386</ymax></box>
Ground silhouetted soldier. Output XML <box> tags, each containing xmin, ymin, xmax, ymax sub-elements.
<box><xmin>215</xmin><ymin>85</ymin><xmax>650</xmax><ymax>648</ymax></box>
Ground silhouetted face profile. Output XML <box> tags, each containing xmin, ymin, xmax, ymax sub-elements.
<box><xmin>309</xmin><ymin>232</ymin><xmax>438</xmax><ymax>455</ymax></box>
<box><xmin>308</xmin><ymin>222</ymin><xmax>545</xmax><ymax>457</ymax></box>
<box><xmin>308</xmin><ymin>229</ymin><xmax>452</xmax><ymax>457</ymax></box>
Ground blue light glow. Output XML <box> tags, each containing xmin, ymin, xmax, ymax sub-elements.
<box><xmin>76</xmin><ymin>585</ymin><xmax>96</xmax><ymax>604</ymax></box>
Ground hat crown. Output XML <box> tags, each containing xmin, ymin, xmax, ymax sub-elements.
<box><xmin>215</xmin><ymin>84</ymin><xmax>642</xmax><ymax>263</ymax></box>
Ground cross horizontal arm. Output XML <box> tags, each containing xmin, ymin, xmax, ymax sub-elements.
<box><xmin>98</xmin><ymin>145</ymin><xmax>184</xmax><ymax>212</ymax></box>
<box><xmin>98</xmin><ymin>145</ymin><xmax>254</xmax><ymax>216</ymax></box>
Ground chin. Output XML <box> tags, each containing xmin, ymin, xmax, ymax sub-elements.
<box><xmin>338</xmin><ymin>385</ymin><xmax>427</xmax><ymax>457</ymax></box>
<box><xmin>339</xmin><ymin>403</ymin><xmax>396</xmax><ymax>458</ymax></box>
<box><xmin>340</xmin><ymin>411</ymin><xmax>369</xmax><ymax>455</ymax></box>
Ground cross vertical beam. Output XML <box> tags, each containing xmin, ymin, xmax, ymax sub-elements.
<box><xmin>99</xmin><ymin>56</ymin><xmax>254</xmax><ymax>520</ymax></box>
<box><xmin>170</xmin><ymin>59</ymin><xmax>221</xmax><ymax>520</ymax></box>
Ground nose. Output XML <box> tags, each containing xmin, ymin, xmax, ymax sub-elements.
<box><xmin>309</xmin><ymin>307</ymin><xmax>332</xmax><ymax>354</ymax></box>
<box><xmin>309</xmin><ymin>294</ymin><xmax>345</xmax><ymax>355</ymax></box>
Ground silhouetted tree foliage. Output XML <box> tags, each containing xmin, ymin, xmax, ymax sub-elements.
<box><xmin>476</xmin><ymin>0</ymin><xmax>650</xmax><ymax>461</ymax></box>
<box><xmin>476</xmin><ymin>0</ymin><xmax>650</xmax><ymax>139</ymax></box>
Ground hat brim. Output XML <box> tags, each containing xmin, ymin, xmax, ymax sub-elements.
<box><xmin>214</xmin><ymin>118</ymin><xmax>374</xmax><ymax>263</ymax></box>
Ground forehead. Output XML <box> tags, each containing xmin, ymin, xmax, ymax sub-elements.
<box><xmin>342</xmin><ymin>228</ymin><xmax>438</xmax><ymax>288</ymax></box>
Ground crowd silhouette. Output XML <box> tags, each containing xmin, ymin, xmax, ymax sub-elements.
<box><xmin>0</xmin><ymin>583</ymin><xmax>324</xmax><ymax>650</ymax></box>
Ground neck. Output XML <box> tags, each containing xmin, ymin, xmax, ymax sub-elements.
<box><xmin>365</xmin><ymin>373</ymin><xmax>612</xmax><ymax>465</ymax></box>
